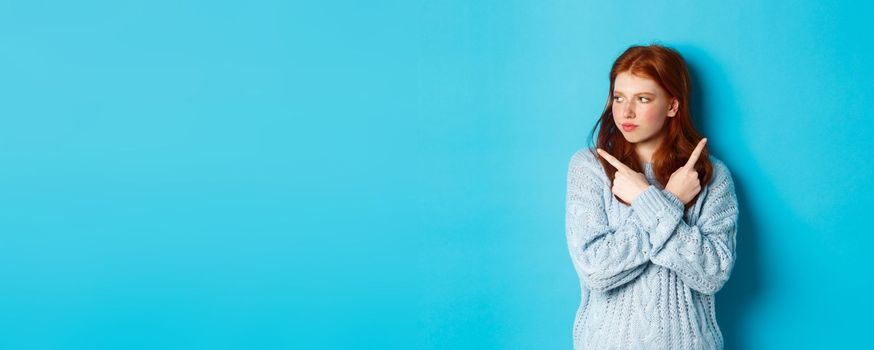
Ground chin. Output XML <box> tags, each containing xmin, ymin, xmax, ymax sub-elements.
<box><xmin>621</xmin><ymin>135</ymin><xmax>638</xmax><ymax>143</ymax></box>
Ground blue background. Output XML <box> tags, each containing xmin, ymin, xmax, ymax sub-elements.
<box><xmin>1</xmin><ymin>1</ymin><xmax>872</xmax><ymax>349</ymax></box>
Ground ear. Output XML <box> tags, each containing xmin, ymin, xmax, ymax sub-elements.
<box><xmin>667</xmin><ymin>98</ymin><xmax>679</xmax><ymax>117</ymax></box>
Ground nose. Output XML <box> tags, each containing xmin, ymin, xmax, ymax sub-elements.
<box><xmin>622</xmin><ymin>101</ymin><xmax>635</xmax><ymax>118</ymax></box>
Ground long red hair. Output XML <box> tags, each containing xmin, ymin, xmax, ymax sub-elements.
<box><xmin>588</xmin><ymin>44</ymin><xmax>713</xmax><ymax>211</ymax></box>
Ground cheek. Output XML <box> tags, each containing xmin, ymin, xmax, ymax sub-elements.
<box><xmin>639</xmin><ymin>106</ymin><xmax>667</xmax><ymax>124</ymax></box>
<box><xmin>611</xmin><ymin>104</ymin><xmax>621</xmax><ymax>119</ymax></box>
<box><xmin>612</xmin><ymin>104</ymin><xmax>667</xmax><ymax>125</ymax></box>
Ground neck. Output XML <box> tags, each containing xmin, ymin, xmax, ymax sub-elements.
<box><xmin>635</xmin><ymin>134</ymin><xmax>664</xmax><ymax>164</ymax></box>
<box><xmin>635</xmin><ymin>145</ymin><xmax>655</xmax><ymax>164</ymax></box>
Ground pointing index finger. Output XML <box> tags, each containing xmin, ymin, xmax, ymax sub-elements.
<box><xmin>684</xmin><ymin>138</ymin><xmax>708</xmax><ymax>169</ymax></box>
<box><xmin>597</xmin><ymin>148</ymin><xmax>633</xmax><ymax>173</ymax></box>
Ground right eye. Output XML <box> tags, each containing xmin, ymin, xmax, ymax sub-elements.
<box><xmin>612</xmin><ymin>95</ymin><xmax>624</xmax><ymax>102</ymax></box>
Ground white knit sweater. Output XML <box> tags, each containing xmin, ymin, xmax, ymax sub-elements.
<box><xmin>565</xmin><ymin>148</ymin><xmax>739</xmax><ymax>350</ymax></box>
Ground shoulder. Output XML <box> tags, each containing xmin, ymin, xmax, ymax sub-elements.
<box><xmin>567</xmin><ymin>147</ymin><xmax>603</xmax><ymax>173</ymax></box>
<box><xmin>566</xmin><ymin>147</ymin><xmax>608</xmax><ymax>184</ymax></box>
<box><xmin>568</xmin><ymin>147</ymin><xmax>600</xmax><ymax>168</ymax></box>
<box><xmin>707</xmin><ymin>154</ymin><xmax>736</xmax><ymax>191</ymax></box>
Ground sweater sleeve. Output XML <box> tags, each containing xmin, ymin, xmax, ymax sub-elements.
<box><xmin>565</xmin><ymin>151</ymin><xmax>653</xmax><ymax>292</ymax></box>
<box><xmin>629</xmin><ymin>161</ymin><xmax>739</xmax><ymax>295</ymax></box>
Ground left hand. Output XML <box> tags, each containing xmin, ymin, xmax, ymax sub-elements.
<box><xmin>596</xmin><ymin>148</ymin><xmax>651</xmax><ymax>205</ymax></box>
<box><xmin>665</xmin><ymin>138</ymin><xmax>707</xmax><ymax>205</ymax></box>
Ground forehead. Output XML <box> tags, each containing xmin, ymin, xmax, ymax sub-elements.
<box><xmin>613</xmin><ymin>72</ymin><xmax>664</xmax><ymax>95</ymax></box>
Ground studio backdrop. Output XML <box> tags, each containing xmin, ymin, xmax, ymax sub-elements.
<box><xmin>0</xmin><ymin>1</ymin><xmax>871</xmax><ymax>349</ymax></box>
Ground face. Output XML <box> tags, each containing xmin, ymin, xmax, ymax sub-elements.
<box><xmin>611</xmin><ymin>71</ymin><xmax>679</xmax><ymax>149</ymax></box>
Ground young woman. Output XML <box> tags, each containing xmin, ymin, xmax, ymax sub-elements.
<box><xmin>565</xmin><ymin>44</ymin><xmax>739</xmax><ymax>349</ymax></box>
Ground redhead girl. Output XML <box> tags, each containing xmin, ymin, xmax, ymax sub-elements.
<box><xmin>566</xmin><ymin>44</ymin><xmax>739</xmax><ymax>349</ymax></box>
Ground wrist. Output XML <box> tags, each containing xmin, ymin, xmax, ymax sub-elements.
<box><xmin>663</xmin><ymin>186</ymin><xmax>680</xmax><ymax>201</ymax></box>
<box><xmin>631</xmin><ymin>183</ymin><xmax>650</xmax><ymax>203</ymax></box>
<box><xmin>660</xmin><ymin>188</ymin><xmax>685</xmax><ymax>207</ymax></box>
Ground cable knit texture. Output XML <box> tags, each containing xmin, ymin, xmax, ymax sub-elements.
<box><xmin>565</xmin><ymin>148</ymin><xmax>739</xmax><ymax>350</ymax></box>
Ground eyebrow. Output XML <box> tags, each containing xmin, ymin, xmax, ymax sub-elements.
<box><xmin>613</xmin><ymin>90</ymin><xmax>656</xmax><ymax>96</ymax></box>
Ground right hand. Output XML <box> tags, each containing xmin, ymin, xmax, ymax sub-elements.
<box><xmin>665</xmin><ymin>138</ymin><xmax>707</xmax><ymax>205</ymax></box>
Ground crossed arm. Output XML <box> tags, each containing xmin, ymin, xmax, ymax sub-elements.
<box><xmin>565</xmin><ymin>152</ymin><xmax>739</xmax><ymax>294</ymax></box>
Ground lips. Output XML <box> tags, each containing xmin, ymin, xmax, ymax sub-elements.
<box><xmin>621</xmin><ymin>123</ymin><xmax>637</xmax><ymax>131</ymax></box>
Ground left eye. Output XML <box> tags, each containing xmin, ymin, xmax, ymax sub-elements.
<box><xmin>639</xmin><ymin>97</ymin><xmax>651</xmax><ymax>103</ymax></box>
